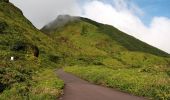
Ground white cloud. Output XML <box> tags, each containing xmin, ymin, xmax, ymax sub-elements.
<box><xmin>81</xmin><ymin>0</ymin><xmax>170</xmax><ymax>54</ymax></box>
<box><xmin>9</xmin><ymin>0</ymin><xmax>81</xmax><ymax>29</ymax></box>
<box><xmin>9</xmin><ymin>0</ymin><xmax>170</xmax><ymax>54</ymax></box>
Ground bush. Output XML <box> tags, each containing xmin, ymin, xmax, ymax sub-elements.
<box><xmin>0</xmin><ymin>83</ymin><xmax>6</xmax><ymax>92</ymax></box>
<box><xmin>0</xmin><ymin>0</ymin><xmax>9</xmax><ymax>3</ymax></box>
<box><xmin>10</xmin><ymin>42</ymin><xmax>39</xmax><ymax>57</ymax></box>
<box><xmin>11</xmin><ymin>42</ymin><xmax>27</xmax><ymax>51</ymax></box>
<box><xmin>49</xmin><ymin>55</ymin><xmax>60</xmax><ymax>63</ymax></box>
<box><xmin>167</xmin><ymin>70</ymin><xmax>170</xmax><ymax>76</ymax></box>
<box><xmin>0</xmin><ymin>21</ymin><xmax>8</xmax><ymax>33</ymax></box>
<box><xmin>0</xmin><ymin>63</ymin><xmax>35</xmax><ymax>92</ymax></box>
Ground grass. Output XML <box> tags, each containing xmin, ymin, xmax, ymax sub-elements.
<box><xmin>1</xmin><ymin>1</ymin><xmax>170</xmax><ymax>100</ymax></box>
<box><xmin>41</xmin><ymin>15</ymin><xmax>170</xmax><ymax>68</ymax></box>
<box><xmin>29</xmin><ymin>68</ymin><xmax>64</xmax><ymax>100</ymax></box>
<box><xmin>64</xmin><ymin>66</ymin><xmax>170</xmax><ymax>100</ymax></box>
<box><xmin>0</xmin><ymin>68</ymin><xmax>64</xmax><ymax>100</ymax></box>
<box><xmin>0</xmin><ymin>2</ymin><xmax>64</xmax><ymax>100</ymax></box>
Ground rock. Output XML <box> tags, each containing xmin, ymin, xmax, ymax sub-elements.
<box><xmin>31</xmin><ymin>45</ymin><xmax>39</xmax><ymax>57</ymax></box>
<box><xmin>10</xmin><ymin>57</ymin><xmax>14</xmax><ymax>61</ymax></box>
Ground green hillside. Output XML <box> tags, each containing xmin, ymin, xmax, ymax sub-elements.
<box><xmin>0</xmin><ymin>1</ymin><xmax>170</xmax><ymax>100</ymax></box>
<box><xmin>42</xmin><ymin>15</ymin><xmax>170</xmax><ymax>100</ymax></box>
<box><xmin>0</xmin><ymin>1</ymin><xmax>63</xmax><ymax>99</ymax></box>
<box><xmin>41</xmin><ymin>15</ymin><xmax>170</xmax><ymax>68</ymax></box>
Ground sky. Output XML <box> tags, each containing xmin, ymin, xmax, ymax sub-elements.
<box><xmin>9</xmin><ymin>0</ymin><xmax>170</xmax><ymax>54</ymax></box>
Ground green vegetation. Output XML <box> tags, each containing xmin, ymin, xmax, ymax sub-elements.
<box><xmin>0</xmin><ymin>1</ymin><xmax>170</xmax><ymax>100</ymax></box>
<box><xmin>41</xmin><ymin>15</ymin><xmax>170</xmax><ymax>68</ymax></box>
<box><xmin>42</xmin><ymin>15</ymin><xmax>170</xmax><ymax>100</ymax></box>
<box><xmin>0</xmin><ymin>68</ymin><xmax>64</xmax><ymax>100</ymax></box>
<box><xmin>0</xmin><ymin>1</ymin><xmax>63</xmax><ymax>99</ymax></box>
<box><xmin>28</xmin><ymin>68</ymin><xmax>64</xmax><ymax>100</ymax></box>
<box><xmin>65</xmin><ymin>66</ymin><xmax>170</xmax><ymax>100</ymax></box>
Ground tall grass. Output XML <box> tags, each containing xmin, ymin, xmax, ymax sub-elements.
<box><xmin>65</xmin><ymin>66</ymin><xmax>170</xmax><ymax>100</ymax></box>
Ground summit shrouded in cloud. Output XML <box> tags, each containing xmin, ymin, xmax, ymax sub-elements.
<box><xmin>1</xmin><ymin>1</ymin><xmax>170</xmax><ymax>100</ymax></box>
<box><xmin>9</xmin><ymin>0</ymin><xmax>170</xmax><ymax>53</ymax></box>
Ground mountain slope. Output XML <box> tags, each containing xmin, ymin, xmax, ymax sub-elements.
<box><xmin>0</xmin><ymin>1</ymin><xmax>63</xmax><ymax>99</ymax></box>
<box><xmin>41</xmin><ymin>15</ymin><xmax>170</xmax><ymax>68</ymax></box>
<box><xmin>0</xmin><ymin>1</ymin><xmax>170</xmax><ymax>99</ymax></box>
<box><xmin>42</xmin><ymin>15</ymin><xmax>170</xmax><ymax>100</ymax></box>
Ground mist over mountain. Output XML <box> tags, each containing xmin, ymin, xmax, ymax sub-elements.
<box><xmin>0</xmin><ymin>1</ymin><xmax>170</xmax><ymax>100</ymax></box>
<box><xmin>42</xmin><ymin>15</ymin><xmax>79</xmax><ymax>33</ymax></box>
<box><xmin>42</xmin><ymin>15</ymin><xmax>169</xmax><ymax>57</ymax></box>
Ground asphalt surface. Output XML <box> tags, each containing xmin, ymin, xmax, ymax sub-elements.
<box><xmin>57</xmin><ymin>69</ymin><xmax>147</xmax><ymax>100</ymax></box>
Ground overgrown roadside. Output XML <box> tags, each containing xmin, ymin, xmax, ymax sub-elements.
<box><xmin>0</xmin><ymin>66</ymin><xmax>64</xmax><ymax>100</ymax></box>
<box><xmin>64</xmin><ymin>66</ymin><xmax>170</xmax><ymax>100</ymax></box>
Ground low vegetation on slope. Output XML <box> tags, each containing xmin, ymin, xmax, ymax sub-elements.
<box><xmin>0</xmin><ymin>0</ymin><xmax>170</xmax><ymax>99</ymax></box>
<box><xmin>42</xmin><ymin>15</ymin><xmax>170</xmax><ymax>100</ymax></box>
<box><xmin>42</xmin><ymin>15</ymin><xmax>170</xmax><ymax>68</ymax></box>
<box><xmin>0</xmin><ymin>1</ymin><xmax>64</xmax><ymax>99</ymax></box>
<box><xmin>65</xmin><ymin>66</ymin><xmax>170</xmax><ymax>100</ymax></box>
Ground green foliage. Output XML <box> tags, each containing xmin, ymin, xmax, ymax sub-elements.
<box><xmin>0</xmin><ymin>21</ymin><xmax>8</xmax><ymax>33</ymax></box>
<box><xmin>0</xmin><ymin>61</ymin><xmax>36</xmax><ymax>92</ymax></box>
<box><xmin>0</xmin><ymin>2</ymin><xmax>170</xmax><ymax>100</ymax></box>
<box><xmin>98</xmin><ymin>24</ymin><xmax>169</xmax><ymax>57</ymax></box>
<box><xmin>40</xmin><ymin>15</ymin><xmax>170</xmax><ymax>70</ymax></box>
<box><xmin>0</xmin><ymin>0</ymin><xmax>9</xmax><ymax>3</ymax></box>
<box><xmin>167</xmin><ymin>70</ymin><xmax>170</xmax><ymax>76</ymax></box>
<box><xmin>48</xmin><ymin>54</ymin><xmax>61</xmax><ymax>63</ymax></box>
<box><xmin>65</xmin><ymin>66</ymin><xmax>170</xmax><ymax>100</ymax></box>
<box><xmin>0</xmin><ymin>2</ymin><xmax>64</xmax><ymax>100</ymax></box>
<box><xmin>0</xmin><ymin>69</ymin><xmax>64</xmax><ymax>100</ymax></box>
<box><xmin>29</xmin><ymin>69</ymin><xmax>64</xmax><ymax>100</ymax></box>
<box><xmin>41</xmin><ymin>15</ymin><xmax>170</xmax><ymax>100</ymax></box>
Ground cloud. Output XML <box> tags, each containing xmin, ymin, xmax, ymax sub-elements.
<box><xmin>81</xmin><ymin>0</ymin><xmax>170</xmax><ymax>53</ymax></box>
<box><xmin>10</xmin><ymin>0</ymin><xmax>81</xmax><ymax>28</ymax></box>
<box><xmin>9</xmin><ymin>0</ymin><xmax>170</xmax><ymax>53</ymax></box>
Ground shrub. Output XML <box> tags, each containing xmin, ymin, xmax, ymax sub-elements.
<box><xmin>0</xmin><ymin>83</ymin><xmax>6</xmax><ymax>92</ymax></box>
<box><xmin>0</xmin><ymin>0</ymin><xmax>9</xmax><ymax>3</ymax></box>
<box><xmin>31</xmin><ymin>45</ymin><xmax>39</xmax><ymax>57</ymax></box>
<box><xmin>49</xmin><ymin>55</ymin><xmax>60</xmax><ymax>63</ymax></box>
<box><xmin>0</xmin><ymin>21</ymin><xmax>8</xmax><ymax>33</ymax></box>
<box><xmin>167</xmin><ymin>70</ymin><xmax>170</xmax><ymax>76</ymax></box>
<box><xmin>11</xmin><ymin>42</ymin><xmax>27</xmax><ymax>51</ymax></box>
<box><xmin>10</xmin><ymin>42</ymin><xmax>39</xmax><ymax>57</ymax></box>
<box><xmin>0</xmin><ymin>62</ymin><xmax>35</xmax><ymax>93</ymax></box>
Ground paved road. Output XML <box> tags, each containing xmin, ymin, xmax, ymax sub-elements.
<box><xmin>57</xmin><ymin>69</ymin><xmax>147</xmax><ymax>100</ymax></box>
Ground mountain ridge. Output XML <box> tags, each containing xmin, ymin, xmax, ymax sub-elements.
<box><xmin>42</xmin><ymin>15</ymin><xmax>170</xmax><ymax>57</ymax></box>
<box><xmin>0</xmin><ymin>2</ymin><xmax>170</xmax><ymax>100</ymax></box>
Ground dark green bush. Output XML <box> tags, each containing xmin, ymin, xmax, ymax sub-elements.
<box><xmin>0</xmin><ymin>63</ymin><xmax>35</xmax><ymax>92</ymax></box>
<box><xmin>10</xmin><ymin>42</ymin><xmax>39</xmax><ymax>57</ymax></box>
<box><xmin>167</xmin><ymin>70</ymin><xmax>170</xmax><ymax>76</ymax></box>
<box><xmin>81</xmin><ymin>25</ymin><xmax>88</xmax><ymax>35</ymax></box>
<box><xmin>0</xmin><ymin>40</ymin><xmax>9</xmax><ymax>46</ymax></box>
<box><xmin>0</xmin><ymin>83</ymin><xmax>6</xmax><ymax>92</ymax></box>
<box><xmin>11</xmin><ymin>42</ymin><xmax>27</xmax><ymax>51</ymax></box>
<box><xmin>0</xmin><ymin>0</ymin><xmax>9</xmax><ymax>3</ymax></box>
<box><xmin>0</xmin><ymin>21</ymin><xmax>8</xmax><ymax>33</ymax></box>
<box><xmin>31</xmin><ymin>45</ymin><xmax>39</xmax><ymax>57</ymax></box>
<box><xmin>49</xmin><ymin>55</ymin><xmax>60</xmax><ymax>63</ymax></box>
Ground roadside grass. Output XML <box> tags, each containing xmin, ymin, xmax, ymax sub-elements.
<box><xmin>0</xmin><ymin>2</ymin><xmax>64</xmax><ymax>100</ymax></box>
<box><xmin>1</xmin><ymin>2</ymin><xmax>170</xmax><ymax>100</ymax></box>
<box><xmin>64</xmin><ymin>66</ymin><xmax>170</xmax><ymax>100</ymax></box>
<box><xmin>0</xmin><ymin>68</ymin><xmax>64</xmax><ymax>100</ymax></box>
<box><xmin>29</xmin><ymin>68</ymin><xmax>64</xmax><ymax>100</ymax></box>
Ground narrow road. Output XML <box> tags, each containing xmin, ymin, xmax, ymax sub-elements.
<box><xmin>57</xmin><ymin>69</ymin><xmax>147</xmax><ymax>100</ymax></box>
